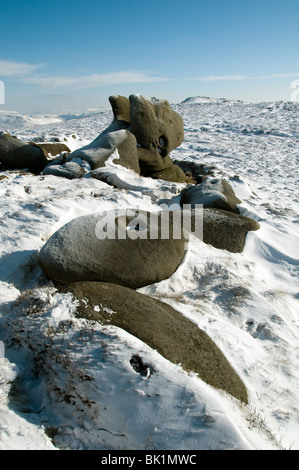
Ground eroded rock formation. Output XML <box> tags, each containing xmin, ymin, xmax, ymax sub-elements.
<box><xmin>65</xmin><ymin>94</ymin><xmax>187</xmax><ymax>182</ymax></box>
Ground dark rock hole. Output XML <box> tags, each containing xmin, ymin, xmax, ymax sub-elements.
<box><xmin>130</xmin><ymin>354</ymin><xmax>155</xmax><ymax>377</ymax></box>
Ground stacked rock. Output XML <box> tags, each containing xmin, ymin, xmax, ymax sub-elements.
<box><xmin>128</xmin><ymin>95</ymin><xmax>186</xmax><ymax>181</ymax></box>
<box><xmin>38</xmin><ymin>207</ymin><xmax>249</xmax><ymax>402</ymax></box>
<box><xmin>34</xmin><ymin>95</ymin><xmax>259</xmax><ymax>402</ymax></box>
<box><xmin>179</xmin><ymin>177</ymin><xmax>259</xmax><ymax>252</ymax></box>
<box><xmin>66</xmin><ymin>94</ymin><xmax>187</xmax><ymax>182</ymax></box>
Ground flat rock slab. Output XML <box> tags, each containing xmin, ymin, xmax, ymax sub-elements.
<box><xmin>59</xmin><ymin>281</ymin><xmax>248</xmax><ymax>404</ymax></box>
<box><xmin>201</xmin><ymin>208</ymin><xmax>260</xmax><ymax>252</ymax></box>
<box><xmin>31</xmin><ymin>142</ymin><xmax>71</xmax><ymax>156</ymax></box>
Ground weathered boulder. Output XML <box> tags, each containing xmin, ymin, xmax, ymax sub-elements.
<box><xmin>0</xmin><ymin>132</ymin><xmax>48</xmax><ymax>174</ymax></box>
<box><xmin>129</xmin><ymin>94</ymin><xmax>184</xmax><ymax>174</ymax></box>
<box><xmin>180</xmin><ymin>178</ymin><xmax>242</xmax><ymax>213</ymax></box>
<box><xmin>43</xmin><ymin>161</ymin><xmax>85</xmax><ymax>179</ymax></box>
<box><xmin>109</xmin><ymin>94</ymin><xmax>130</xmax><ymax>123</ymax></box>
<box><xmin>67</xmin><ymin>95</ymin><xmax>139</xmax><ymax>173</ymax></box>
<box><xmin>192</xmin><ymin>208</ymin><xmax>260</xmax><ymax>252</ymax></box>
<box><xmin>65</xmin><ymin>94</ymin><xmax>186</xmax><ymax>182</ymax></box>
<box><xmin>38</xmin><ymin>209</ymin><xmax>188</xmax><ymax>288</ymax></box>
<box><xmin>59</xmin><ymin>281</ymin><xmax>248</xmax><ymax>403</ymax></box>
<box><xmin>67</xmin><ymin>128</ymin><xmax>140</xmax><ymax>174</ymax></box>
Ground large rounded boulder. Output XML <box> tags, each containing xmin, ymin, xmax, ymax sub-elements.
<box><xmin>38</xmin><ymin>209</ymin><xmax>188</xmax><ymax>288</ymax></box>
<box><xmin>59</xmin><ymin>281</ymin><xmax>248</xmax><ymax>404</ymax></box>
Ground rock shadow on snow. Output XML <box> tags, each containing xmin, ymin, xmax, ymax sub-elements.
<box><xmin>0</xmin><ymin>250</ymin><xmax>49</xmax><ymax>291</ymax></box>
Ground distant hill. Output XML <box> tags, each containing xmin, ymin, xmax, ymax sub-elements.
<box><xmin>0</xmin><ymin>110</ymin><xmax>63</xmax><ymax>129</ymax></box>
<box><xmin>181</xmin><ymin>96</ymin><xmax>244</xmax><ymax>105</ymax></box>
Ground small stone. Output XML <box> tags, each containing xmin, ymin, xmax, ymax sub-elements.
<box><xmin>43</xmin><ymin>161</ymin><xmax>85</xmax><ymax>179</ymax></box>
<box><xmin>180</xmin><ymin>178</ymin><xmax>242</xmax><ymax>213</ymax></box>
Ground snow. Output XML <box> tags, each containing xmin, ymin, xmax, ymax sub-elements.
<box><xmin>0</xmin><ymin>96</ymin><xmax>298</xmax><ymax>450</ymax></box>
<box><xmin>0</xmin><ymin>109</ymin><xmax>63</xmax><ymax>129</ymax></box>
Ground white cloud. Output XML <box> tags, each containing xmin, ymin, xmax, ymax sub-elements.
<box><xmin>191</xmin><ymin>73</ymin><xmax>299</xmax><ymax>82</ymax></box>
<box><xmin>20</xmin><ymin>71</ymin><xmax>170</xmax><ymax>89</ymax></box>
<box><xmin>193</xmin><ymin>75</ymin><xmax>247</xmax><ymax>82</ymax></box>
<box><xmin>258</xmin><ymin>73</ymin><xmax>299</xmax><ymax>79</ymax></box>
<box><xmin>0</xmin><ymin>59</ymin><xmax>44</xmax><ymax>77</ymax></box>
<box><xmin>0</xmin><ymin>59</ymin><xmax>169</xmax><ymax>91</ymax></box>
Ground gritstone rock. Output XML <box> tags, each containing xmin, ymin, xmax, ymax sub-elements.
<box><xmin>0</xmin><ymin>132</ymin><xmax>48</xmax><ymax>174</ymax></box>
<box><xmin>163</xmin><ymin>208</ymin><xmax>259</xmax><ymax>253</ymax></box>
<box><xmin>32</xmin><ymin>142</ymin><xmax>71</xmax><ymax>156</ymax></box>
<box><xmin>67</xmin><ymin>95</ymin><xmax>140</xmax><ymax>174</ymax></box>
<box><xmin>129</xmin><ymin>94</ymin><xmax>184</xmax><ymax>175</ymax></box>
<box><xmin>65</xmin><ymin>94</ymin><xmax>186</xmax><ymax>182</ymax></box>
<box><xmin>67</xmin><ymin>128</ymin><xmax>140</xmax><ymax>173</ymax></box>
<box><xmin>38</xmin><ymin>209</ymin><xmax>188</xmax><ymax>288</ymax></box>
<box><xmin>59</xmin><ymin>281</ymin><xmax>248</xmax><ymax>404</ymax></box>
<box><xmin>109</xmin><ymin>94</ymin><xmax>130</xmax><ymax>122</ymax></box>
<box><xmin>199</xmin><ymin>208</ymin><xmax>260</xmax><ymax>252</ymax></box>
<box><xmin>149</xmin><ymin>164</ymin><xmax>189</xmax><ymax>183</ymax></box>
<box><xmin>42</xmin><ymin>161</ymin><xmax>85</xmax><ymax>179</ymax></box>
<box><xmin>180</xmin><ymin>178</ymin><xmax>242</xmax><ymax>213</ymax></box>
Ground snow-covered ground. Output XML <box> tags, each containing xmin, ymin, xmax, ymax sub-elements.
<box><xmin>0</xmin><ymin>97</ymin><xmax>298</xmax><ymax>450</ymax></box>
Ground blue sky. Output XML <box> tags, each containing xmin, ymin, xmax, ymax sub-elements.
<box><xmin>0</xmin><ymin>0</ymin><xmax>298</xmax><ymax>113</ymax></box>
